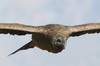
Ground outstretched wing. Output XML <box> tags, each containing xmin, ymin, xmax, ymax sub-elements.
<box><xmin>0</xmin><ymin>23</ymin><xmax>44</xmax><ymax>35</ymax></box>
<box><xmin>69</xmin><ymin>23</ymin><xmax>100</xmax><ymax>37</ymax></box>
<box><xmin>8</xmin><ymin>41</ymin><xmax>34</xmax><ymax>56</ymax></box>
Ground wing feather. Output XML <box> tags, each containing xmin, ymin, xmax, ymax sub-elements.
<box><xmin>69</xmin><ymin>23</ymin><xmax>100</xmax><ymax>36</ymax></box>
<box><xmin>0</xmin><ymin>23</ymin><xmax>44</xmax><ymax>35</ymax></box>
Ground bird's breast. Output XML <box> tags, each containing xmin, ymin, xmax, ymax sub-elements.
<box><xmin>32</xmin><ymin>33</ymin><xmax>64</xmax><ymax>53</ymax></box>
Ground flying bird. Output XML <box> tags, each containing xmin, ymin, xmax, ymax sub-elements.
<box><xmin>0</xmin><ymin>23</ymin><xmax>99</xmax><ymax>56</ymax></box>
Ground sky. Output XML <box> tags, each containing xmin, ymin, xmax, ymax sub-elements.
<box><xmin>0</xmin><ymin>0</ymin><xmax>100</xmax><ymax>66</ymax></box>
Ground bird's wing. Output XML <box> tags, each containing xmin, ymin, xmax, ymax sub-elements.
<box><xmin>8</xmin><ymin>41</ymin><xmax>34</xmax><ymax>56</ymax></box>
<box><xmin>0</xmin><ymin>23</ymin><xmax>44</xmax><ymax>35</ymax></box>
<box><xmin>68</xmin><ymin>23</ymin><xmax>100</xmax><ymax>37</ymax></box>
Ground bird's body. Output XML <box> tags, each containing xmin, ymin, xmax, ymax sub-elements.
<box><xmin>0</xmin><ymin>23</ymin><xmax>99</xmax><ymax>56</ymax></box>
<box><xmin>31</xmin><ymin>24</ymin><xmax>69</xmax><ymax>53</ymax></box>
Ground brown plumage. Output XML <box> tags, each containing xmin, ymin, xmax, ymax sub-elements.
<box><xmin>0</xmin><ymin>23</ymin><xmax>99</xmax><ymax>56</ymax></box>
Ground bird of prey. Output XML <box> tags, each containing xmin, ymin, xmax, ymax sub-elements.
<box><xmin>0</xmin><ymin>23</ymin><xmax>99</xmax><ymax>56</ymax></box>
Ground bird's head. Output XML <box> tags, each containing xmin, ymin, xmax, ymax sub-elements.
<box><xmin>51</xmin><ymin>35</ymin><xmax>66</xmax><ymax>53</ymax></box>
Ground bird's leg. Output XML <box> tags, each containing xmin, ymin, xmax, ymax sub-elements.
<box><xmin>8</xmin><ymin>41</ymin><xmax>34</xmax><ymax>56</ymax></box>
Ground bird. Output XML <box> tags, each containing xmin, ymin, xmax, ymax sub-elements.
<box><xmin>0</xmin><ymin>23</ymin><xmax>99</xmax><ymax>56</ymax></box>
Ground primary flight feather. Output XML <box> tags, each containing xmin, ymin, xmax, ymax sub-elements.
<box><xmin>0</xmin><ymin>23</ymin><xmax>99</xmax><ymax>56</ymax></box>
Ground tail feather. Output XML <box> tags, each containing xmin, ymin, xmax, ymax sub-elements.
<box><xmin>8</xmin><ymin>41</ymin><xmax>34</xmax><ymax>56</ymax></box>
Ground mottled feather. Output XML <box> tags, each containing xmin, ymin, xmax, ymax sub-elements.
<box><xmin>69</xmin><ymin>23</ymin><xmax>100</xmax><ymax>36</ymax></box>
<box><xmin>0</xmin><ymin>23</ymin><xmax>44</xmax><ymax>35</ymax></box>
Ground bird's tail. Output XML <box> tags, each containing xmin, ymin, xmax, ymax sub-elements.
<box><xmin>8</xmin><ymin>41</ymin><xmax>34</xmax><ymax>56</ymax></box>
